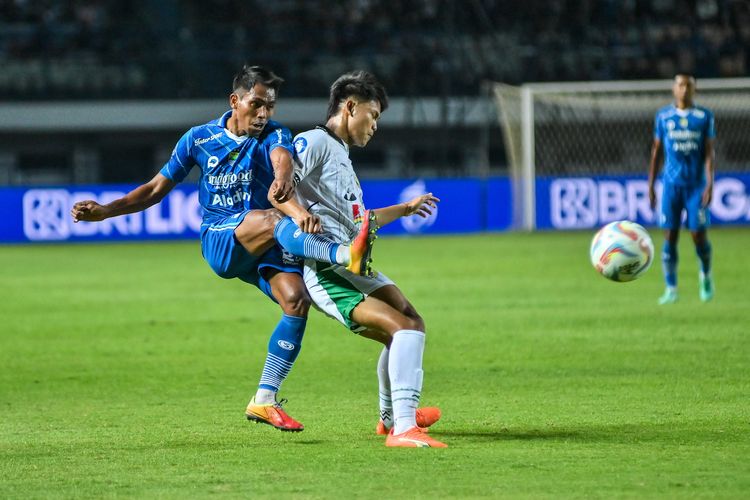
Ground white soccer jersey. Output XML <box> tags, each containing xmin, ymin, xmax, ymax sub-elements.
<box><xmin>292</xmin><ymin>126</ymin><xmax>366</xmax><ymax>244</ymax></box>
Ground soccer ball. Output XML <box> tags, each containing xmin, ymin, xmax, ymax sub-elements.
<box><xmin>590</xmin><ymin>220</ymin><xmax>654</xmax><ymax>282</ymax></box>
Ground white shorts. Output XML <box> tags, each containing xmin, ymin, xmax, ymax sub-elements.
<box><xmin>304</xmin><ymin>260</ymin><xmax>394</xmax><ymax>332</ymax></box>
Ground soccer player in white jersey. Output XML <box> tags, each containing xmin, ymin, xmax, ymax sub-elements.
<box><xmin>648</xmin><ymin>74</ymin><xmax>716</xmax><ymax>304</ymax></box>
<box><xmin>291</xmin><ymin>71</ymin><xmax>446</xmax><ymax>448</ymax></box>
<box><xmin>70</xmin><ymin>65</ymin><xmax>376</xmax><ymax>433</ymax></box>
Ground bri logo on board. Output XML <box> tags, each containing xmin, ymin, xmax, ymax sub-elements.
<box><xmin>22</xmin><ymin>189</ymin><xmax>202</xmax><ymax>241</ymax></box>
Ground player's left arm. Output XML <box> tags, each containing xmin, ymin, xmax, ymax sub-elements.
<box><xmin>372</xmin><ymin>193</ymin><xmax>440</xmax><ymax>227</ymax></box>
<box><xmin>702</xmin><ymin>137</ymin><xmax>715</xmax><ymax>207</ymax></box>
<box><xmin>268</xmin><ymin>146</ymin><xmax>321</xmax><ymax>233</ymax></box>
<box><xmin>269</xmin><ymin>147</ymin><xmax>295</xmax><ymax>203</ymax></box>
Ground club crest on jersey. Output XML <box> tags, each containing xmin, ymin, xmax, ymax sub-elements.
<box><xmin>294</xmin><ymin>137</ymin><xmax>307</xmax><ymax>154</ymax></box>
<box><xmin>352</xmin><ymin>204</ymin><xmax>364</xmax><ymax>224</ymax></box>
<box><xmin>227</xmin><ymin>150</ymin><xmax>239</xmax><ymax>166</ymax></box>
<box><xmin>679</xmin><ymin>117</ymin><xmax>689</xmax><ymax>128</ymax></box>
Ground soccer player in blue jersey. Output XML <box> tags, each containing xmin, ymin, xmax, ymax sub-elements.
<box><xmin>648</xmin><ymin>74</ymin><xmax>716</xmax><ymax>304</ymax></box>
<box><xmin>71</xmin><ymin>65</ymin><xmax>377</xmax><ymax>432</ymax></box>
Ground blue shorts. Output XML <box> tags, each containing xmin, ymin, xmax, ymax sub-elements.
<box><xmin>200</xmin><ymin>210</ymin><xmax>302</xmax><ymax>301</ymax></box>
<box><xmin>660</xmin><ymin>183</ymin><xmax>710</xmax><ymax>231</ymax></box>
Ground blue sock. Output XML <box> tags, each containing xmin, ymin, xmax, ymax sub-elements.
<box><xmin>695</xmin><ymin>240</ymin><xmax>712</xmax><ymax>276</ymax></box>
<box><xmin>258</xmin><ymin>314</ymin><xmax>306</xmax><ymax>392</ymax></box>
<box><xmin>274</xmin><ymin>217</ymin><xmax>340</xmax><ymax>264</ymax></box>
<box><xmin>662</xmin><ymin>240</ymin><xmax>678</xmax><ymax>288</ymax></box>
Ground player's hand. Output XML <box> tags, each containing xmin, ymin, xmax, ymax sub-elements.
<box><xmin>701</xmin><ymin>185</ymin><xmax>713</xmax><ymax>208</ymax></box>
<box><xmin>70</xmin><ymin>200</ymin><xmax>107</xmax><ymax>222</ymax></box>
<box><xmin>403</xmin><ymin>193</ymin><xmax>440</xmax><ymax>218</ymax></box>
<box><xmin>294</xmin><ymin>213</ymin><xmax>321</xmax><ymax>233</ymax></box>
<box><xmin>270</xmin><ymin>176</ymin><xmax>295</xmax><ymax>203</ymax></box>
<box><xmin>648</xmin><ymin>185</ymin><xmax>657</xmax><ymax>210</ymax></box>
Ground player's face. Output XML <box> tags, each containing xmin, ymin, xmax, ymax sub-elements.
<box><xmin>347</xmin><ymin>99</ymin><xmax>381</xmax><ymax>147</ymax></box>
<box><xmin>231</xmin><ymin>84</ymin><xmax>276</xmax><ymax>137</ymax></box>
<box><xmin>672</xmin><ymin>76</ymin><xmax>695</xmax><ymax>107</ymax></box>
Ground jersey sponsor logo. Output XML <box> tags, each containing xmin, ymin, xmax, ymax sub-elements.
<box><xmin>211</xmin><ymin>189</ymin><xmax>251</xmax><ymax>207</ymax></box>
<box><xmin>344</xmin><ymin>192</ymin><xmax>356</xmax><ymax>201</ymax></box>
<box><xmin>275</xmin><ymin>129</ymin><xmax>283</xmax><ymax>144</ymax></box>
<box><xmin>194</xmin><ymin>132</ymin><xmax>223</xmax><ymax>146</ymax></box>
<box><xmin>666</xmin><ymin>120</ymin><xmax>676</xmax><ymax>130</ymax></box>
<box><xmin>206</xmin><ymin>171</ymin><xmax>252</xmax><ymax>188</ymax></box>
<box><xmin>277</xmin><ymin>340</ymin><xmax>295</xmax><ymax>351</ymax></box>
<box><xmin>294</xmin><ymin>137</ymin><xmax>307</xmax><ymax>154</ymax></box>
<box><xmin>692</xmin><ymin>109</ymin><xmax>706</xmax><ymax>118</ymax></box>
<box><xmin>207</xmin><ymin>156</ymin><xmax>219</xmax><ymax>168</ymax></box>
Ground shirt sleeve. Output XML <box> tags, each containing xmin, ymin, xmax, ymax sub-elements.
<box><xmin>292</xmin><ymin>132</ymin><xmax>328</xmax><ymax>186</ymax></box>
<box><xmin>160</xmin><ymin>128</ymin><xmax>195</xmax><ymax>183</ymax></box>
<box><xmin>653</xmin><ymin>112</ymin><xmax>664</xmax><ymax>141</ymax></box>
<box><xmin>264</xmin><ymin>125</ymin><xmax>295</xmax><ymax>156</ymax></box>
<box><xmin>705</xmin><ymin>110</ymin><xmax>716</xmax><ymax>139</ymax></box>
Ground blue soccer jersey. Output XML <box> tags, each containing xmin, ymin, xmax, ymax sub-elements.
<box><xmin>654</xmin><ymin>104</ymin><xmax>715</xmax><ymax>187</ymax></box>
<box><xmin>160</xmin><ymin>110</ymin><xmax>294</xmax><ymax>233</ymax></box>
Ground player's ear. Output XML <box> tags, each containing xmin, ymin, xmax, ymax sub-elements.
<box><xmin>346</xmin><ymin>99</ymin><xmax>356</xmax><ymax>117</ymax></box>
<box><xmin>229</xmin><ymin>92</ymin><xmax>238</xmax><ymax>109</ymax></box>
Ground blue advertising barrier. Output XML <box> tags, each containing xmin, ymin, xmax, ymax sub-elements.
<box><xmin>0</xmin><ymin>178</ymin><xmax>514</xmax><ymax>243</ymax></box>
<box><xmin>3</xmin><ymin>173</ymin><xmax>748</xmax><ymax>242</ymax></box>
<box><xmin>536</xmin><ymin>173</ymin><xmax>750</xmax><ymax>230</ymax></box>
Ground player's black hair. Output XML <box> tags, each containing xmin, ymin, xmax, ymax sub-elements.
<box><xmin>232</xmin><ymin>65</ymin><xmax>284</xmax><ymax>93</ymax></box>
<box><xmin>327</xmin><ymin>70</ymin><xmax>389</xmax><ymax>120</ymax></box>
<box><xmin>674</xmin><ymin>73</ymin><xmax>696</xmax><ymax>82</ymax></box>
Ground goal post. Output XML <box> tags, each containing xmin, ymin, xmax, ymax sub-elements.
<box><xmin>491</xmin><ymin>78</ymin><xmax>750</xmax><ymax>231</ymax></box>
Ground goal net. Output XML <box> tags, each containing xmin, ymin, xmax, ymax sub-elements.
<box><xmin>491</xmin><ymin>79</ymin><xmax>750</xmax><ymax>230</ymax></box>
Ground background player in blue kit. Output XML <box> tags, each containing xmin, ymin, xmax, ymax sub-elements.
<box><xmin>648</xmin><ymin>74</ymin><xmax>716</xmax><ymax>305</ymax></box>
<box><xmin>71</xmin><ymin>65</ymin><xmax>377</xmax><ymax>432</ymax></box>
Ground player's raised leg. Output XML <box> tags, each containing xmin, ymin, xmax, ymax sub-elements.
<box><xmin>245</xmin><ymin>269</ymin><xmax>309</xmax><ymax>432</ymax></box>
<box><xmin>234</xmin><ymin>208</ymin><xmax>378</xmax><ymax>276</ymax></box>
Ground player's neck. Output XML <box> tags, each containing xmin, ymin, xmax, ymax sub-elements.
<box><xmin>225</xmin><ymin>115</ymin><xmax>250</xmax><ymax>138</ymax></box>
<box><xmin>325</xmin><ymin>116</ymin><xmax>351</xmax><ymax>146</ymax></box>
<box><xmin>675</xmin><ymin>100</ymin><xmax>693</xmax><ymax>110</ymax></box>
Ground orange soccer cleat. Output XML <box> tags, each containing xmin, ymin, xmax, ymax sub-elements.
<box><xmin>245</xmin><ymin>397</ymin><xmax>304</xmax><ymax>432</ymax></box>
<box><xmin>376</xmin><ymin>407</ymin><xmax>442</xmax><ymax>435</ymax></box>
<box><xmin>385</xmin><ymin>426</ymin><xmax>447</xmax><ymax>448</ymax></box>
<box><xmin>346</xmin><ymin>210</ymin><xmax>378</xmax><ymax>277</ymax></box>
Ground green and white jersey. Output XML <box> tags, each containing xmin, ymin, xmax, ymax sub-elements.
<box><xmin>292</xmin><ymin>126</ymin><xmax>366</xmax><ymax>244</ymax></box>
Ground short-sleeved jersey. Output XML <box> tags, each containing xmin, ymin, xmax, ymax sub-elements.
<box><xmin>160</xmin><ymin>110</ymin><xmax>294</xmax><ymax>233</ymax></box>
<box><xmin>292</xmin><ymin>126</ymin><xmax>364</xmax><ymax>244</ymax></box>
<box><xmin>654</xmin><ymin>104</ymin><xmax>715</xmax><ymax>187</ymax></box>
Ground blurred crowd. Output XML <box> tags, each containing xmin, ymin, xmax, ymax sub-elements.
<box><xmin>1</xmin><ymin>0</ymin><xmax>748</xmax><ymax>99</ymax></box>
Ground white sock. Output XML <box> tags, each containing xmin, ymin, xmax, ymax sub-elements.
<box><xmin>254</xmin><ymin>388</ymin><xmax>276</xmax><ymax>404</ymax></box>
<box><xmin>388</xmin><ymin>329</ymin><xmax>425</xmax><ymax>435</ymax></box>
<box><xmin>335</xmin><ymin>245</ymin><xmax>350</xmax><ymax>266</ymax></box>
<box><xmin>377</xmin><ymin>346</ymin><xmax>393</xmax><ymax>429</ymax></box>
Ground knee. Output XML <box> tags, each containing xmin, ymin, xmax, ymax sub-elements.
<box><xmin>401</xmin><ymin>308</ymin><xmax>425</xmax><ymax>333</ymax></box>
<box><xmin>278</xmin><ymin>287</ymin><xmax>311</xmax><ymax>317</ymax></box>
<box><xmin>265</xmin><ymin>209</ymin><xmax>283</xmax><ymax>234</ymax></box>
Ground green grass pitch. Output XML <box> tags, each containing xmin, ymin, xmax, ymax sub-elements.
<box><xmin>1</xmin><ymin>228</ymin><xmax>749</xmax><ymax>498</ymax></box>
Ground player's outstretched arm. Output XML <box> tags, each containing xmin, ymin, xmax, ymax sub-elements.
<box><xmin>372</xmin><ymin>193</ymin><xmax>440</xmax><ymax>228</ymax></box>
<box><xmin>647</xmin><ymin>138</ymin><xmax>663</xmax><ymax>210</ymax></box>
<box><xmin>70</xmin><ymin>173</ymin><xmax>176</xmax><ymax>222</ymax></box>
